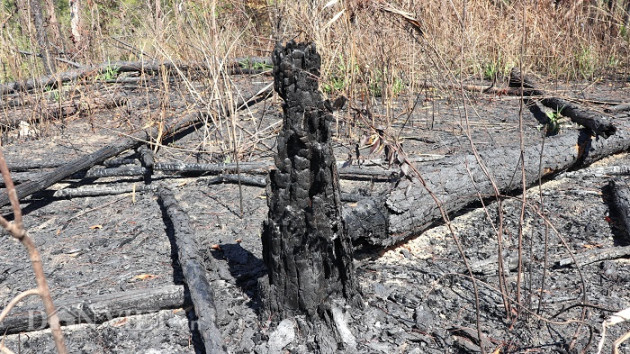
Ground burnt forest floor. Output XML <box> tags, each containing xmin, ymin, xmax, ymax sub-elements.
<box><xmin>0</xmin><ymin>74</ymin><xmax>629</xmax><ymax>353</ymax></box>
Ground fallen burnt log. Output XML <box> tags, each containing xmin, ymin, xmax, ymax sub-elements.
<box><xmin>416</xmin><ymin>82</ymin><xmax>622</xmax><ymax>107</ymax></box>
<box><xmin>509</xmin><ymin>68</ymin><xmax>616</xmax><ymax>138</ymax></box>
<box><xmin>52</xmin><ymin>183</ymin><xmax>157</xmax><ymax>198</ymax></box>
<box><xmin>0</xmin><ymin>284</ymin><xmax>185</xmax><ymax>335</ymax></box>
<box><xmin>6</xmin><ymin>157</ymin><xmax>137</xmax><ymax>172</ymax></box>
<box><xmin>50</xmin><ymin>177</ymin><xmax>363</xmax><ymax>201</ymax></box>
<box><xmin>0</xmin><ymin>57</ymin><xmax>272</xmax><ymax>95</ymax></box>
<box><xmin>157</xmin><ymin>161</ymin><xmax>396</xmax><ymax>180</ymax></box>
<box><xmin>1</xmin><ymin>92</ymin><xmax>129</xmax><ymax>128</ymax></box>
<box><xmin>0</xmin><ymin>86</ymin><xmax>273</xmax><ymax>207</ymax></box>
<box><xmin>157</xmin><ymin>187</ymin><xmax>226</xmax><ymax>354</ymax></box>
<box><xmin>345</xmin><ymin>121</ymin><xmax>630</xmax><ymax>248</ymax></box>
<box><xmin>4</xmin><ymin>159</ymin><xmax>397</xmax><ymax>186</ymax></box>
<box><xmin>609</xmin><ymin>179</ymin><xmax>630</xmax><ymax>239</ymax></box>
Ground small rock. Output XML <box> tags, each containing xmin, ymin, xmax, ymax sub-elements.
<box><xmin>165</xmin><ymin>315</ymin><xmax>186</xmax><ymax>329</ymax></box>
<box><xmin>400</xmin><ymin>248</ymin><xmax>413</xmax><ymax>259</ymax></box>
<box><xmin>267</xmin><ymin>318</ymin><xmax>295</xmax><ymax>352</ymax></box>
<box><xmin>332</xmin><ymin>306</ymin><xmax>356</xmax><ymax>349</ymax></box>
<box><xmin>414</xmin><ymin>306</ymin><xmax>436</xmax><ymax>332</ymax></box>
<box><xmin>367</xmin><ymin>341</ymin><xmax>392</xmax><ymax>353</ymax></box>
<box><xmin>373</xmin><ymin>283</ymin><xmax>392</xmax><ymax>300</ymax></box>
<box><xmin>239</xmin><ymin>328</ymin><xmax>256</xmax><ymax>352</ymax></box>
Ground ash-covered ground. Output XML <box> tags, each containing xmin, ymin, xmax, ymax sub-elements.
<box><xmin>0</xmin><ymin>75</ymin><xmax>629</xmax><ymax>353</ymax></box>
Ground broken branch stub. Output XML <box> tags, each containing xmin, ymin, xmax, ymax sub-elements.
<box><xmin>262</xmin><ymin>41</ymin><xmax>359</xmax><ymax>322</ymax></box>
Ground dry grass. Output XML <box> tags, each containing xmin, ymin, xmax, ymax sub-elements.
<box><xmin>0</xmin><ymin>0</ymin><xmax>628</xmax><ymax>139</ymax></box>
<box><xmin>1</xmin><ymin>1</ymin><xmax>628</xmax><ymax>81</ymax></box>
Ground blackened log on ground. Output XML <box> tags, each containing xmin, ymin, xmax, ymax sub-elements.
<box><xmin>509</xmin><ymin>68</ymin><xmax>616</xmax><ymax>138</ymax></box>
<box><xmin>261</xmin><ymin>41</ymin><xmax>360</xmax><ymax>350</ymax></box>
<box><xmin>157</xmin><ymin>186</ymin><xmax>226</xmax><ymax>354</ymax></box>
<box><xmin>1</xmin><ymin>166</ymin><xmax>147</xmax><ymax>185</ymax></box>
<box><xmin>52</xmin><ymin>183</ymin><xmax>157</xmax><ymax>198</ymax></box>
<box><xmin>0</xmin><ymin>284</ymin><xmax>185</xmax><ymax>335</ymax></box>
<box><xmin>157</xmin><ymin>161</ymin><xmax>396</xmax><ymax>180</ymax></box>
<box><xmin>0</xmin><ymin>87</ymin><xmax>272</xmax><ymax>207</ymax></box>
<box><xmin>345</xmin><ymin>120</ymin><xmax>630</xmax><ymax>248</ymax></box>
<box><xmin>49</xmin><ymin>177</ymin><xmax>362</xmax><ymax>200</ymax></box>
<box><xmin>0</xmin><ymin>57</ymin><xmax>272</xmax><ymax>95</ymax></box>
<box><xmin>609</xmin><ymin>179</ymin><xmax>630</xmax><ymax>239</ymax></box>
<box><xmin>137</xmin><ymin>144</ymin><xmax>154</xmax><ymax>182</ymax></box>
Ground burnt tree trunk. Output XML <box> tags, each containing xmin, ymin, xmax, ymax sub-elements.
<box><xmin>30</xmin><ymin>0</ymin><xmax>55</xmax><ymax>75</ymax></box>
<box><xmin>261</xmin><ymin>41</ymin><xmax>359</xmax><ymax>340</ymax></box>
<box><xmin>345</xmin><ymin>118</ymin><xmax>630</xmax><ymax>248</ymax></box>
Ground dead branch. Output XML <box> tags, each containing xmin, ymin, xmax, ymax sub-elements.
<box><xmin>49</xmin><ymin>176</ymin><xmax>366</xmax><ymax>201</ymax></box>
<box><xmin>52</xmin><ymin>183</ymin><xmax>156</xmax><ymax>198</ymax></box>
<box><xmin>0</xmin><ymin>57</ymin><xmax>272</xmax><ymax>95</ymax></box>
<box><xmin>1</xmin><ymin>92</ymin><xmax>129</xmax><ymax>127</ymax></box>
<box><xmin>157</xmin><ymin>186</ymin><xmax>226</xmax><ymax>353</ymax></box>
<box><xmin>510</xmin><ymin>68</ymin><xmax>617</xmax><ymax>138</ymax></box>
<box><xmin>604</xmin><ymin>103</ymin><xmax>630</xmax><ymax>113</ymax></box>
<box><xmin>555</xmin><ymin>245</ymin><xmax>630</xmax><ymax>268</ymax></box>
<box><xmin>0</xmin><ymin>86</ymin><xmax>273</xmax><ymax>207</ymax></box>
<box><xmin>0</xmin><ymin>289</ymin><xmax>40</xmax><ymax>323</ymax></box>
<box><xmin>0</xmin><ymin>149</ymin><xmax>67</xmax><ymax>353</ymax></box>
<box><xmin>0</xmin><ymin>285</ymin><xmax>185</xmax><ymax>335</ymax></box>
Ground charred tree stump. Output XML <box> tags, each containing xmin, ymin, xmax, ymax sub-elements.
<box><xmin>261</xmin><ymin>41</ymin><xmax>359</xmax><ymax>350</ymax></box>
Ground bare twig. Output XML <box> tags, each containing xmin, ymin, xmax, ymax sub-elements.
<box><xmin>0</xmin><ymin>289</ymin><xmax>40</xmax><ymax>324</ymax></box>
<box><xmin>0</xmin><ymin>149</ymin><xmax>67</xmax><ymax>354</ymax></box>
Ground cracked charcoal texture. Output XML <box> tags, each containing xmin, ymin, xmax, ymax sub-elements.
<box><xmin>262</xmin><ymin>41</ymin><xmax>357</xmax><ymax>321</ymax></box>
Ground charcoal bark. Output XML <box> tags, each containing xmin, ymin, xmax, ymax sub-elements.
<box><xmin>345</xmin><ymin>120</ymin><xmax>630</xmax><ymax>248</ymax></box>
<box><xmin>509</xmin><ymin>68</ymin><xmax>616</xmax><ymax>138</ymax></box>
<box><xmin>261</xmin><ymin>41</ymin><xmax>359</xmax><ymax>328</ymax></box>
<box><xmin>609</xmin><ymin>179</ymin><xmax>630</xmax><ymax>240</ymax></box>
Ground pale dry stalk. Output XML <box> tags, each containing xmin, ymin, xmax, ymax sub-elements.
<box><xmin>0</xmin><ymin>149</ymin><xmax>67</xmax><ymax>354</ymax></box>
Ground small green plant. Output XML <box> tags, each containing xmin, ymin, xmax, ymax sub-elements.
<box><xmin>96</xmin><ymin>60</ymin><xmax>120</xmax><ymax>81</ymax></box>
<box><xmin>322</xmin><ymin>77</ymin><xmax>348</xmax><ymax>94</ymax></box>
<box><xmin>543</xmin><ymin>110</ymin><xmax>561</xmax><ymax>135</ymax></box>
<box><xmin>367</xmin><ymin>69</ymin><xmax>405</xmax><ymax>97</ymax></box>
<box><xmin>44</xmin><ymin>85</ymin><xmax>63</xmax><ymax>102</ymax></box>
<box><xmin>607</xmin><ymin>54</ymin><xmax>620</xmax><ymax>69</ymax></box>
<box><xmin>392</xmin><ymin>77</ymin><xmax>405</xmax><ymax>95</ymax></box>
<box><xmin>483</xmin><ymin>61</ymin><xmax>498</xmax><ymax>80</ymax></box>
<box><xmin>239</xmin><ymin>59</ymin><xmax>272</xmax><ymax>71</ymax></box>
<box><xmin>322</xmin><ymin>54</ymin><xmax>357</xmax><ymax>94</ymax></box>
<box><xmin>576</xmin><ymin>46</ymin><xmax>595</xmax><ymax>79</ymax></box>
